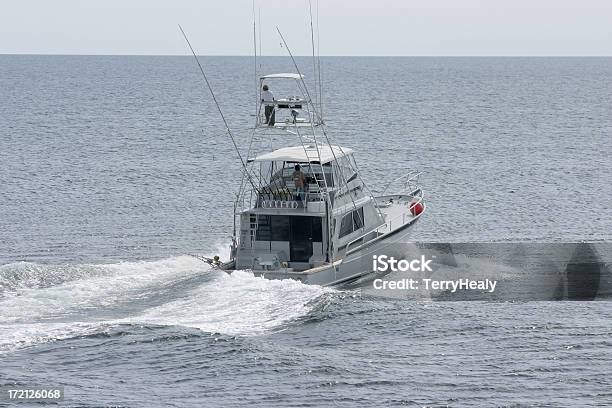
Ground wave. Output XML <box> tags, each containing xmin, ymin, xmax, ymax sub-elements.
<box><xmin>121</xmin><ymin>270</ymin><xmax>330</xmax><ymax>336</ymax></box>
<box><xmin>0</xmin><ymin>254</ymin><xmax>333</xmax><ymax>353</ymax></box>
<box><xmin>0</xmin><ymin>261</ymin><xmax>110</xmax><ymax>294</ymax></box>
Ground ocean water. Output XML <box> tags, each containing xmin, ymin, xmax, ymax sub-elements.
<box><xmin>1</xmin><ymin>56</ymin><xmax>611</xmax><ymax>407</ymax></box>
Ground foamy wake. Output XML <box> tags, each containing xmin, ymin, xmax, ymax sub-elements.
<box><xmin>0</xmin><ymin>254</ymin><xmax>331</xmax><ymax>353</ymax></box>
<box><xmin>120</xmin><ymin>270</ymin><xmax>328</xmax><ymax>336</ymax></box>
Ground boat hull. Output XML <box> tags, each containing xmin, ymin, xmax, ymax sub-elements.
<box><xmin>251</xmin><ymin>214</ymin><xmax>421</xmax><ymax>286</ymax></box>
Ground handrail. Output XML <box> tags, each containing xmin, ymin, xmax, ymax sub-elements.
<box><xmin>344</xmin><ymin>224</ymin><xmax>384</xmax><ymax>253</ymax></box>
<box><xmin>255</xmin><ymin>190</ymin><xmax>327</xmax><ymax>211</ymax></box>
<box><xmin>380</xmin><ymin>170</ymin><xmax>422</xmax><ymax>196</ymax></box>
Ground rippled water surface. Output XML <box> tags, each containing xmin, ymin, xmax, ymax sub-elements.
<box><xmin>1</xmin><ymin>56</ymin><xmax>611</xmax><ymax>407</ymax></box>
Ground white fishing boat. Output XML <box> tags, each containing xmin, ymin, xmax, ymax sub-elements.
<box><xmin>180</xmin><ymin>25</ymin><xmax>425</xmax><ymax>286</ymax></box>
<box><xmin>220</xmin><ymin>71</ymin><xmax>426</xmax><ymax>285</ymax></box>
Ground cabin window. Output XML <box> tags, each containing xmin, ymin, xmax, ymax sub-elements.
<box><xmin>255</xmin><ymin>215</ymin><xmax>290</xmax><ymax>241</ymax></box>
<box><xmin>255</xmin><ymin>215</ymin><xmax>319</xmax><ymax>242</ymax></box>
<box><xmin>271</xmin><ymin>216</ymin><xmax>290</xmax><ymax>241</ymax></box>
<box><xmin>339</xmin><ymin>207</ymin><xmax>364</xmax><ymax>238</ymax></box>
<box><xmin>255</xmin><ymin>215</ymin><xmax>272</xmax><ymax>241</ymax></box>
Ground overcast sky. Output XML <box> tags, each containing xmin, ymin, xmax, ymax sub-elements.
<box><xmin>1</xmin><ymin>0</ymin><xmax>611</xmax><ymax>56</ymax></box>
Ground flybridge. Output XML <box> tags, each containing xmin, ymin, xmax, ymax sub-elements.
<box><xmin>256</xmin><ymin>73</ymin><xmax>320</xmax><ymax>129</ymax></box>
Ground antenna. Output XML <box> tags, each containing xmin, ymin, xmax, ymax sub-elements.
<box><xmin>178</xmin><ymin>25</ymin><xmax>256</xmax><ymax>191</ymax></box>
<box><xmin>258</xmin><ymin>8</ymin><xmax>262</xmax><ymax>66</ymax></box>
<box><xmin>252</xmin><ymin>0</ymin><xmax>258</xmax><ymax>124</ymax></box>
<box><xmin>308</xmin><ymin>0</ymin><xmax>319</xmax><ymax>117</ymax></box>
<box><xmin>315</xmin><ymin>0</ymin><xmax>323</xmax><ymax>122</ymax></box>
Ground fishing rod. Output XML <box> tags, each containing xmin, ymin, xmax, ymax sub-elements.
<box><xmin>275</xmin><ymin>26</ymin><xmax>321</xmax><ymax>126</ymax></box>
<box><xmin>178</xmin><ymin>24</ymin><xmax>257</xmax><ymax>191</ymax></box>
<box><xmin>276</xmin><ymin>27</ymin><xmax>372</xmax><ymax>230</ymax></box>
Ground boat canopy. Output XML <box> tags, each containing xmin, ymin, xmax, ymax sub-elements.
<box><xmin>251</xmin><ymin>145</ymin><xmax>354</xmax><ymax>164</ymax></box>
<box><xmin>260</xmin><ymin>73</ymin><xmax>304</xmax><ymax>80</ymax></box>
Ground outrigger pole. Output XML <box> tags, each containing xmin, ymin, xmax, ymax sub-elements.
<box><xmin>275</xmin><ymin>27</ymin><xmax>377</xmax><ymax>231</ymax></box>
<box><xmin>275</xmin><ymin>27</ymin><xmax>320</xmax><ymax>125</ymax></box>
<box><xmin>276</xmin><ymin>27</ymin><xmax>370</xmax><ymax>264</ymax></box>
<box><xmin>178</xmin><ymin>25</ymin><xmax>256</xmax><ymax>192</ymax></box>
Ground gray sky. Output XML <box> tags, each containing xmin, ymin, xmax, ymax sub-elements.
<box><xmin>1</xmin><ymin>0</ymin><xmax>611</xmax><ymax>56</ymax></box>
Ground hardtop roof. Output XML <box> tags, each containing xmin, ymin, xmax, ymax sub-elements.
<box><xmin>260</xmin><ymin>73</ymin><xmax>304</xmax><ymax>80</ymax></box>
<box><xmin>251</xmin><ymin>145</ymin><xmax>353</xmax><ymax>164</ymax></box>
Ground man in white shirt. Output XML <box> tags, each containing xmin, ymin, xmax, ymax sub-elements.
<box><xmin>261</xmin><ymin>84</ymin><xmax>275</xmax><ymax>126</ymax></box>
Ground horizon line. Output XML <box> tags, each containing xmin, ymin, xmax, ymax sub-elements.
<box><xmin>1</xmin><ymin>53</ymin><xmax>612</xmax><ymax>58</ymax></box>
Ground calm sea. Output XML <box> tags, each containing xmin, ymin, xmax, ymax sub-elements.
<box><xmin>0</xmin><ymin>56</ymin><xmax>611</xmax><ymax>406</ymax></box>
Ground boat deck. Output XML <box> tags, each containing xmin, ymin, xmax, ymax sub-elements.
<box><xmin>375</xmin><ymin>194</ymin><xmax>421</xmax><ymax>234</ymax></box>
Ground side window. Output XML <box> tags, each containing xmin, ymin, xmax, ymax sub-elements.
<box><xmin>353</xmin><ymin>207</ymin><xmax>364</xmax><ymax>229</ymax></box>
<box><xmin>339</xmin><ymin>213</ymin><xmax>353</xmax><ymax>238</ymax></box>
<box><xmin>339</xmin><ymin>207</ymin><xmax>365</xmax><ymax>238</ymax></box>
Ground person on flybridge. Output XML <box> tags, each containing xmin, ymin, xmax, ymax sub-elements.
<box><xmin>292</xmin><ymin>164</ymin><xmax>306</xmax><ymax>202</ymax></box>
<box><xmin>261</xmin><ymin>84</ymin><xmax>275</xmax><ymax>126</ymax></box>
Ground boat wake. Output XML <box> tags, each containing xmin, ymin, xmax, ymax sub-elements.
<box><xmin>0</xmin><ymin>252</ymin><xmax>332</xmax><ymax>353</ymax></box>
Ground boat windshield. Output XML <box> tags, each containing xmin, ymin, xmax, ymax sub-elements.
<box><xmin>261</xmin><ymin>161</ymin><xmax>334</xmax><ymax>189</ymax></box>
